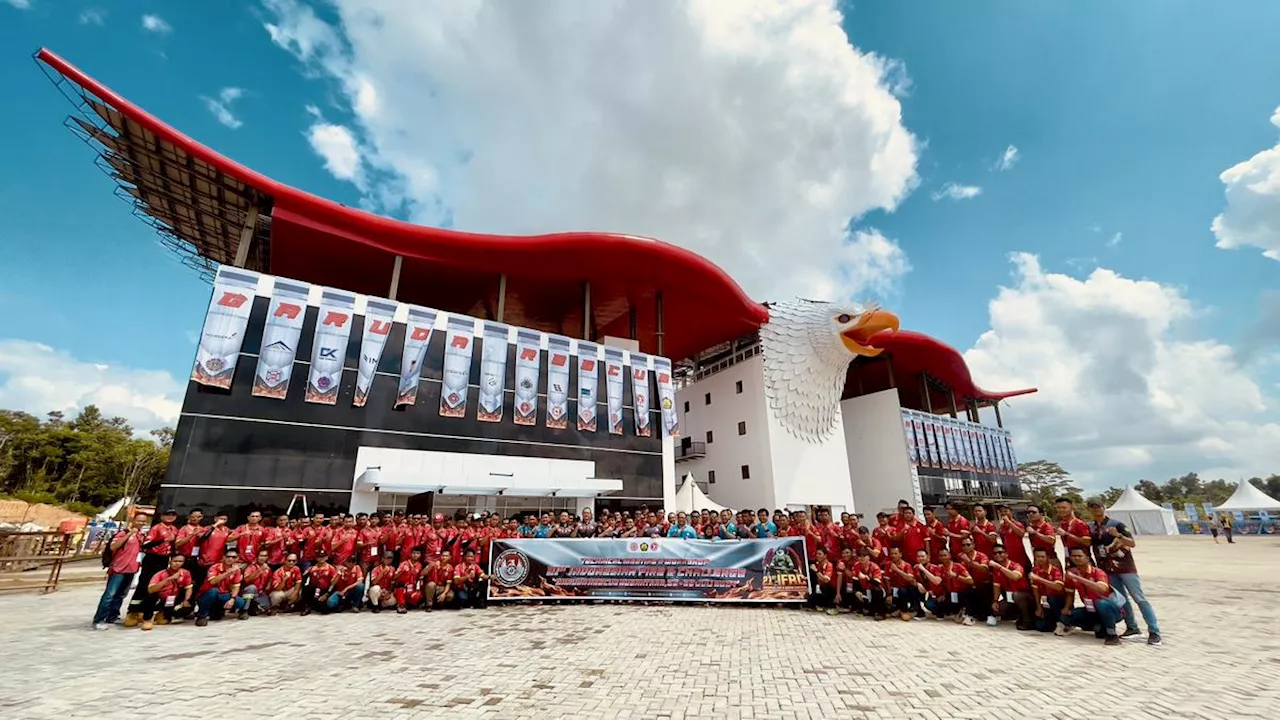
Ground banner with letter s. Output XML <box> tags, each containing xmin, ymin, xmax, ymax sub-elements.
<box><xmin>252</xmin><ymin>279</ymin><xmax>311</xmax><ymax>399</ymax></box>
<box><xmin>488</xmin><ymin>538</ymin><xmax>811</xmax><ymax>603</ymax></box>
<box><xmin>192</xmin><ymin>267</ymin><xmax>258</xmax><ymax>389</ymax></box>
<box><xmin>305</xmin><ymin>289</ymin><xmax>356</xmax><ymax>404</ymax></box>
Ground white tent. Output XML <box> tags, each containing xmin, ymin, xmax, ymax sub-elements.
<box><xmin>673</xmin><ymin>474</ymin><xmax>729</xmax><ymax>514</ymax></box>
<box><xmin>1106</xmin><ymin>486</ymin><xmax>1178</xmax><ymax>536</ymax></box>
<box><xmin>1214</xmin><ymin>480</ymin><xmax>1280</xmax><ymax>513</ymax></box>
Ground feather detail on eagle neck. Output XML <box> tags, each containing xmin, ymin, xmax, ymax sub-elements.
<box><xmin>760</xmin><ymin>299</ymin><xmax>865</xmax><ymax>444</ymax></box>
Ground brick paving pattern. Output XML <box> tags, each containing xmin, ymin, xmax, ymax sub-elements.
<box><xmin>0</xmin><ymin>535</ymin><xmax>1277</xmax><ymax>719</ymax></box>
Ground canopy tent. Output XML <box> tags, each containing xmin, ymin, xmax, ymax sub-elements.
<box><xmin>673</xmin><ymin>474</ymin><xmax>728</xmax><ymax>515</ymax></box>
<box><xmin>1106</xmin><ymin>487</ymin><xmax>1178</xmax><ymax>536</ymax></box>
<box><xmin>1213</xmin><ymin>480</ymin><xmax>1280</xmax><ymax>513</ymax></box>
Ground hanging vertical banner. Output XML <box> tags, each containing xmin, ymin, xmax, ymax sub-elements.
<box><xmin>604</xmin><ymin>348</ymin><xmax>625</xmax><ymax>435</ymax></box>
<box><xmin>943</xmin><ymin>420</ymin><xmax>958</xmax><ymax>471</ymax></box>
<box><xmin>439</xmin><ymin>316</ymin><xmax>476</xmax><ymax>418</ymax></box>
<box><xmin>305</xmin><ymin>290</ymin><xmax>356</xmax><ymax>405</ymax></box>
<box><xmin>631</xmin><ymin>354</ymin><xmax>652</xmax><ymax>438</ymax></box>
<box><xmin>354</xmin><ymin>298</ymin><xmax>398</xmax><ymax>408</ymax></box>
<box><xmin>654</xmin><ymin>357</ymin><xmax>679</xmax><ymax>438</ymax></box>
<box><xmin>545</xmin><ymin>336</ymin><xmax>572</xmax><ymax>430</ymax></box>
<box><xmin>995</xmin><ymin>428</ymin><xmax>1010</xmax><ymax>475</ymax></box>
<box><xmin>191</xmin><ymin>268</ymin><xmax>259</xmax><ymax>389</ymax></box>
<box><xmin>918</xmin><ymin>415</ymin><xmax>935</xmax><ymax>468</ymax></box>
<box><xmin>901</xmin><ymin>411</ymin><xmax>919</xmax><ymax>466</ymax></box>
<box><xmin>393</xmin><ymin>306</ymin><xmax>438</xmax><ymax>407</ymax></box>
<box><xmin>513</xmin><ymin>330</ymin><xmax>542</xmax><ymax>426</ymax></box>
<box><xmin>478</xmin><ymin>323</ymin><xmax>510</xmax><ymax>422</ymax></box>
<box><xmin>577</xmin><ymin>342</ymin><xmax>600</xmax><ymax>432</ymax></box>
<box><xmin>252</xmin><ymin>279</ymin><xmax>311</xmax><ymax>399</ymax></box>
<box><xmin>1002</xmin><ymin>431</ymin><xmax>1018</xmax><ymax>473</ymax></box>
<box><xmin>961</xmin><ymin>424</ymin><xmax>976</xmax><ymax>472</ymax></box>
<box><xmin>986</xmin><ymin>428</ymin><xmax>1000</xmax><ymax>474</ymax></box>
<box><xmin>974</xmin><ymin>426</ymin><xmax>989</xmax><ymax>474</ymax></box>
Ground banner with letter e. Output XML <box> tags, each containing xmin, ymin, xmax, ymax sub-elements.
<box><xmin>488</xmin><ymin>538</ymin><xmax>811</xmax><ymax>603</ymax></box>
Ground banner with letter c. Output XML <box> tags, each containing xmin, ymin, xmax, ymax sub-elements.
<box><xmin>488</xmin><ymin>538</ymin><xmax>811</xmax><ymax>603</ymax></box>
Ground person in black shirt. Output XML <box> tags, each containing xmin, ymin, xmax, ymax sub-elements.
<box><xmin>1085</xmin><ymin>500</ymin><xmax>1162</xmax><ymax>646</ymax></box>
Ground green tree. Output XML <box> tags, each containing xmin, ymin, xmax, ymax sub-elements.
<box><xmin>1017</xmin><ymin>460</ymin><xmax>1083</xmax><ymax>509</ymax></box>
<box><xmin>1094</xmin><ymin>486</ymin><xmax>1125</xmax><ymax>507</ymax></box>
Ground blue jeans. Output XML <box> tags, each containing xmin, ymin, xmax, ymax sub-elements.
<box><xmin>1108</xmin><ymin>572</ymin><xmax>1160</xmax><ymax>635</ymax></box>
<box><xmin>93</xmin><ymin>572</ymin><xmax>135</xmax><ymax>624</ymax></box>
<box><xmin>1066</xmin><ymin>595</ymin><xmax>1124</xmax><ymax>636</ymax></box>
<box><xmin>326</xmin><ymin>584</ymin><xmax>365</xmax><ymax>611</ymax></box>
<box><xmin>196</xmin><ymin>588</ymin><xmax>245</xmax><ymax>619</ymax></box>
<box><xmin>1034</xmin><ymin>595</ymin><xmax>1065</xmax><ymax>632</ymax></box>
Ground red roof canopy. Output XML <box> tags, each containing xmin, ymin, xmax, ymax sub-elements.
<box><xmin>866</xmin><ymin>330</ymin><xmax>1036</xmax><ymax>405</ymax></box>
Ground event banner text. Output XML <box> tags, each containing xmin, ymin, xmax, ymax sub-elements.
<box><xmin>487</xmin><ymin>538</ymin><xmax>810</xmax><ymax>603</ymax></box>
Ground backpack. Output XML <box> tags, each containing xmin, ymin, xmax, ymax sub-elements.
<box><xmin>101</xmin><ymin>538</ymin><xmax>115</xmax><ymax>568</ymax></box>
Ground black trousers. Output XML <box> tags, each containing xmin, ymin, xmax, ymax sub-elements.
<box><xmin>997</xmin><ymin>589</ymin><xmax>1037</xmax><ymax>629</ymax></box>
<box><xmin>126</xmin><ymin>554</ymin><xmax>169</xmax><ymax>611</ymax></box>
<box><xmin>141</xmin><ymin>595</ymin><xmax>192</xmax><ymax>621</ymax></box>
<box><xmin>853</xmin><ymin>586</ymin><xmax>887</xmax><ymax>616</ymax></box>
<box><xmin>926</xmin><ymin>590</ymin><xmax>969</xmax><ymax>618</ymax></box>
<box><xmin>892</xmin><ymin>585</ymin><xmax>924</xmax><ymax>615</ymax></box>
<box><xmin>809</xmin><ymin>584</ymin><xmax>836</xmax><ymax>608</ymax></box>
<box><xmin>967</xmin><ymin>581</ymin><xmax>993</xmax><ymax>619</ymax></box>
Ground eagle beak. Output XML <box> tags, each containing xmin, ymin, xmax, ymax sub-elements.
<box><xmin>840</xmin><ymin>309</ymin><xmax>900</xmax><ymax>357</ymax></box>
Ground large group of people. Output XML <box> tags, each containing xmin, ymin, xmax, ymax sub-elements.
<box><xmin>89</xmin><ymin>497</ymin><xmax>1161</xmax><ymax>646</ymax></box>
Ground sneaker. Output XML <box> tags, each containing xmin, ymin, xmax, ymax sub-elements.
<box><xmin>825</xmin><ymin>608</ymin><xmax>839</xmax><ymax>616</ymax></box>
<box><xmin>1053</xmin><ymin>622</ymin><xmax>1071</xmax><ymax>636</ymax></box>
<box><xmin>141</xmin><ymin>620</ymin><xmax>154</xmax><ymax>631</ymax></box>
<box><xmin>1147</xmin><ymin>633</ymin><xmax>1163</xmax><ymax>646</ymax></box>
<box><xmin>986</xmin><ymin>616</ymin><xmax>999</xmax><ymax>627</ymax></box>
<box><xmin>1121</xmin><ymin>626</ymin><xmax>1141</xmax><ymax>638</ymax></box>
<box><xmin>92</xmin><ymin>622</ymin><xmax>110</xmax><ymax>631</ymax></box>
<box><xmin>237</xmin><ymin>610</ymin><xmax>248</xmax><ymax>620</ymax></box>
<box><xmin>194</xmin><ymin>617</ymin><xmax>209</xmax><ymax>627</ymax></box>
<box><xmin>1104</xmin><ymin>635</ymin><xmax>1121</xmax><ymax>646</ymax></box>
<box><xmin>961</xmin><ymin>615</ymin><xmax>975</xmax><ymax>626</ymax></box>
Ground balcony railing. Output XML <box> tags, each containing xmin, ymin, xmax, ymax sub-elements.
<box><xmin>674</xmin><ymin>442</ymin><xmax>707</xmax><ymax>462</ymax></box>
<box><xmin>919</xmin><ymin>474</ymin><xmax>1024</xmax><ymax>504</ymax></box>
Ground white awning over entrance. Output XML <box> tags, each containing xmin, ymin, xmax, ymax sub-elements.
<box><xmin>352</xmin><ymin>447</ymin><xmax>623</xmax><ymax>498</ymax></box>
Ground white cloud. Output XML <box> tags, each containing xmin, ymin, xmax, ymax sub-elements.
<box><xmin>79</xmin><ymin>8</ymin><xmax>105</xmax><ymax>25</ymax></box>
<box><xmin>261</xmin><ymin>0</ymin><xmax>920</xmax><ymax>303</ymax></box>
<box><xmin>141</xmin><ymin>14</ymin><xmax>171</xmax><ymax>34</ymax></box>
<box><xmin>0</xmin><ymin>339</ymin><xmax>182</xmax><ymax>434</ymax></box>
<box><xmin>964</xmin><ymin>254</ymin><xmax>1280</xmax><ymax>490</ymax></box>
<box><xmin>200</xmin><ymin>87</ymin><xmax>245</xmax><ymax>129</ymax></box>
<box><xmin>798</xmin><ymin>228</ymin><xmax>910</xmax><ymax>302</ymax></box>
<box><xmin>931</xmin><ymin>182</ymin><xmax>982</xmax><ymax>201</ymax></box>
<box><xmin>4</xmin><ymin>0</ymin><xmax>31</xmax><ymax>9</ymax></box>
<box><xmin>1211</xmin><ymin>105</ymin><xmax>1280</xmax><ymax>260</ymax></box>
<box><xmin>1107</xmin><ymin>232</ymin><xmax>1122</xmax><ymax>247</ymax></box>
<box><xmin>993</xmin><ymin>144</ymin><xmax>1019</xmax><ymax>172</ymax></box>
<box><xmin>306</xmin><ymin>121</ymin><xmax>365</xmax><ymax>187</ymax></box>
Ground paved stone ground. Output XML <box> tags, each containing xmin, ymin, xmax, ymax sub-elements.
<box><xmin>1</xmin><ymin>535</ymin><xmax>1277</xmax><ymax>719</ymax></box>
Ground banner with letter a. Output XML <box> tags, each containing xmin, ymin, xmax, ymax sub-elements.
<box><xmin>577</xmin><ymin>342</ymin><xmax>599</xmax><ymax>432</ymax></box>
<box><xmin>439</xmin><ymin>316</ymin><xmax>476</xmax><ymax>418</ymax></box>
<box><xmin>604</xmin><ymin>348</ymin><xmax>625</xmax><ymax>435</ymax></box>
<box><xmin>252</xmin><ymin>279</ymin><xmax>310</xmax><ymax>399</ymax></box>
<box><xmin>545</xmin><ymin>336</ymin><xmax>572</xmax><ymax>429</ymax></box>
<box><xmin>192</xmin><ymin>267</ymin><xmax>258</xmax><ymax>389</ymax></box>
<box><xmin>488</xmin><ymin>538</ymin><xmax>811</xmax><ymax>603</ymax></box>
<box><xmin>631</xmin><ymin>354</ymin><xmax>652</xmax><ymax>437</ymax></box>
<box><xmin>654</xmin><ymin>357</ymin><xmax>679</xmax><ymax>438</ymax></box>
<box><xmin>477</xmin><ymin>323</ymin><xmax>509</xmax><ymax>422</ymax></box>
<box><xmin>513</xmin><ymin>329</ymin><xmax>542</xmax><ymax>426</ymax></box>
<box><xmin>394</xmin><ymin>306</ymin><xmax>437</xmax><ymax>407</ymax></box>
<box><xmin>305</xmin><ymin>289</ymin><xmax>356</xmax><ymax>404</ymax></box>
<box><xmin>354</xmin><ymin>298</ymin><xmax>398</xmax><ymax>407</ymax></box>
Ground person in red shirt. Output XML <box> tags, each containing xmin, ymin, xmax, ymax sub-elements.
<box><xmin>366</xmin><ymin>553</ymin><xmax>398</xmax><ymax>612</ymax></box>
<box><xmin>300</xmin><ymin>517</ymin><xmax>328</xmax><ymax>571</ymax></box>
<box><xmin>327</xmin><ymin>516</ymin><xmax>359</xmax><ymax>566</ymax></box>
<box><xmin>993</xmin><ymin>504</ymin><xmax>1030</xmax><ymax>569</ymax></box>
<box><xmin>816</xmin><ymin>509</ymin><xmax>842</xmax><ymax>559</ymax></box>
<box><xmin>956</xmin><ymin>537</ymin><xmax>992</xmax><ymax>624</ymax></box>
<box><xmin>1028</xmin><ymin>547</ymin><xmax>1066</xmax><ymax>632</ymax></box>
<box><xmin>871</xmin><ymin>513</ymin><xmax>895</xmax><ymax>554</ymax></box>
<box><xmin>312</xmin><ymin>513</ymin><xmax>334</xmax><ymax>560</ymax></box>
<box><xmin>790</xmin><ymin>510</ymin><xmax>822</xmax><ymax>564</ymax></box>
<box><xmin>853</xmin><ymin>526</ymin><xmax>884</xmax><ymax>565</ymax></box>
<box><xmin>833</xmin><ymin>547</ymin><xmax>857</xmax><ymax>613</ymax></box>
<box><xmin>883</xmin><ymin>546</ymin><xmax>920</xmax><ymax>621</ymax></box>
<box><xmin>229</xmin><ymin>510</ymin><xmax>266</xmax><ymax>562</ymax></box>
<box><xmin>195</xmin><ymin>512</ymin><xmax>232</xmax><ymax>597</ymax></box>
<box><xmin>941</xmin><ymin>502</ymin><xmax>971</xmax><ymax>557</ymax></box>
<box><xmin>969</xmin><ymin>504</ymin><xmax>998</xmax><ymax>557</ymax></box>
<box><xmin>140</xmin><ymin>554</ymin><xmax>194</xmax><ymax>630</ymax></box>
<box><xmin>921</xmin><ymin>507</ymin><xmax>946</xmax><ymax>563</ymax></box>
<box><xmin>92</xmin><ymin>512</ymin><xmax>149</xmax><ymax>629</ymax></box>
<box><xmin>897</xmin><ymin>507</ymin><xmax>929</xmax><ymax>565</ymax></box>
<box><xmin>452</xmin><ymin>548</ymin><xmax>488</xmax><ymax>609</ymax></box>
<box><xmin>1059</xmin><ymin>546</ymin><xmax>1123</xmax><ymax>645</ymax></box>
<box><xmin>291</xmin><ymin>517</ymin><xmax>314</xmax><ymax>567</ymax></box>
<box><xmin>267</xmin><ymin>553</ymin><xmax>303</xmax><ymax>613</ymax></box>
<box><xmin>300</xmin><ymin>551</ymin><xmax>338</xmax><ymax>616</ymax></box>
<box><xmin>124</xmin><ymin>507</ymin><xmax>179</xmax><ymax>626</ymax></box>
<box><xmin>239</xmin><ymin>548</ymin><xmax>274</xmax><ymax>617</ymax></box>
<box><xmin>394</xmin><ymin>547</ymin><xmax>425</xmax><ymax>613</ymax></box>
<box><xmin>173</xmin><ymin>509</ymin><xmax>205</xmax><ymax>567</ymax></box>
<box><xmin>807</xmin><ymin>547</ymin><xmax>836</xmax><ymax>611</ymax></box>
<box><xmin>356</xmin><ymin>513</ymin><xmax>381</xmax><ymax>571</ymax></box>
<box><xmin>912</xmin><ymin>549</ymin><xmax>945</xmax><ymax>618</ymax></box>
<box><xmin>1055</xmin><ymin>498</ymin><xmax>1092</xmax><ymax>564</ymax></box>
<box><xmin>846</xmin><ymin>548</ymin><xmax>887</xmax><ymax>619</ymax></box>
<box><xmin>262</xmin><ymin>514</ymin><xmax>291</xmax><ymax>569</ymax></box>
<box><xmin>326</xmin><ymin>557</ymin><xmax>366</xmax><ymax>612</ymax></box>
<box><xmin>1024</xmin><ymin>504</ymin><xmax>1059</xmax><ymax>566</ymax></box>
<box><xmin>381</xmin><ymin>516</ymin><xmax>404</xmax><ymax>565</ymax></box>
<box><xmin>195</xmin><ymin>548</ymin><xmax>245</xmax><ymax>626</ymax></box>
<box><xmin>936</xmin><ymin>548</ymin><xmax>974</xmax><ymax>624</ymax></box>
<box><xmin>988</xmin><ymin>543</ymin><xmax>1034</xmax><ymax>630</ymax></box>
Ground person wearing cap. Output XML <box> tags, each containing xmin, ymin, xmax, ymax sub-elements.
<box><xmin>300</xmin><ymin>551</ymin><xmax>338</xmax><ymax>616</ymax></box>
<box><xmin>123</xmin><ymin>507</ymin><xmax>179</xmax><ymax>628</ymax></box>
<box><xmin>1086</xmin><ymin>499</ymin><xmax>1162</xmax><ymax>645</ymax></box>
<box><xmin>366</xmin><ymin>553</ymin><xmax>398</xmax><ymax>612</ymax></box>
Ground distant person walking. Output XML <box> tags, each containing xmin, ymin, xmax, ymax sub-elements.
<box><xmin>1209</xmin><ymin>515</ymin><xmax>1221</xmax><ymax>544</ymax></box>
<box><xmin>1220</xmin><ymin>514</ymin><xmax>1235</xmax><ymax>544</ymax></box>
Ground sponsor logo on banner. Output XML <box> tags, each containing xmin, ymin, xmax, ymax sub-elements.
<box><xmin>605</xmin><ymin>348</ymin><xmax>625</xmax><ymax>435</ymax></box>
<box><xmin>631</xmin><ymin>354</ymin><xmax>652</xmax><ymax>437</ymax></box>
<box><xmin>901</xmin><ymin>410</ymin><xmax>919</xmax><ymax>466</ymax></box>
<box><xmin>487</xmin><ymin>538</ymin><xmax>811</xmax><ymax>603</ymax></box>
<box><xmin>394</xmin><ymin>306</ymin><xmax>438</xmax><ymax>407</ymax></box>
<box><xmin>477</xmin><ymin>323</ymin><xmax>510</xmax><ymax>423</ymax></box>
<box><xmin>654</xmin><ymin>357</ymin><xmax>679</xmax><ymax>438</ymax></box>
<box><xmin>545</xmin><ymin>336</ymin><xmax>572</xmax><ymax>430</ymax></box>
<box><xmin>252</xmin><ymin>279</ymin><xmax>311</xmax><ymax>400</ymax></box>
<box><xmin>513</xmin><ymin>330</ymin><xmax>542</xmax><ymax>426</ymax></box>
<box><xmin>577</xmin><ymin>342</ymin><xmax>599</xmax><ymax>432</ymax></box>
<box><xmin>305</xmin><ymin>290</ymin><xmax>356</xmax><ymax>404</ymax></box>
<box><xmin>354</xmin><ymin>298</ymin><xmax>398</xmax><ymax>407</ymax></box>
<box><xmin>192</xmin><ymin>267</ymin><xmax>259</xmax><ymax>389</ymax></box>
<box><xmin>439</xmin><ymin>316</ymin><xmax>476</xmax><ymax>418</ymax></box>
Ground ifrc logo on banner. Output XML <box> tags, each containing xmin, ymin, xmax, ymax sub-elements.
<box><xmin>494</xmin><ymin>549</ymin><xmax>530</xmax><ymax>587</ymax></box>
<box><xmin>658</xmin><ymin>373</ymin><xmax>670</xmax><ymax>384</ymax></box>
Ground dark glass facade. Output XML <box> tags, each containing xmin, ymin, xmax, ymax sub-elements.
<box><xmin>162</xmin><ymin>297</ymin><xmax>665</xmax><ymax>522</ymax></box>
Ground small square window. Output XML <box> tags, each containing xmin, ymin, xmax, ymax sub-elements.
<box><xmin>707</xmin><ymin>470</ymin><xmax>716</xmax><ymax>484</ymax></box>
<box><xmin>706</xmin><ymin>430</ymin><xmax>714</xmax><ymax>444</ymax></box>
<box><xmin>737</xmin><ymin>421</ymin><xmax>746</xmax><ymax>436</ymax></box>
<box><xmin>683</xmin><ymin>401</ymin><xmax>690</xmax><ymax>413</ymax></box>
<box><xmin>735</xmin><ymin>380</ymin><xmax>743</xmax><ymax>394</ymax></box>
<box><xmin>740</xmin><ymin>464</ymin><xmax>750</xmax><ymax>480</ymax></box>
<box><xmin>704</xmin><ymin>392</ymin><xmax>712</xmax><ymax>405</ymax></box>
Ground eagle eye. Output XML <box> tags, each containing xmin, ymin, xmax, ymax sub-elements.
<box><xmin>836</xmin><ymin>313</ymin><xmax>852</xmax><ymax>324</ymax></box>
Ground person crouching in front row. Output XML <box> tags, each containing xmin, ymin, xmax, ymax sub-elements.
<box><xmin>195</xmin><ymin>549</ymin><xmax>245</xmax><ymax>627</ymax></box>
<box><xmin>326</xmin><ymin>556</ymin><xmax>366</xmax><ymax>613</ymax></box>
<box><xmin>808</xmin><ymin>547</ymin><xmax>837</xmax><ymax>612</ymax></box>
<box><xmin>299</xmin><ymin>551</ymin><xmax>338</xmax><ymax>616</ymax></box>
<box><xmin>922</xmin><ymin>548</ymin><xmax>974</xmax><ymax>623</ymax></box>
<box><xmin>452</xmin><ymin>548</ymin><xmax>488</xmax><ymax>609</ymax></box>
<box><xmin>847</xmin><ymin>547</ymin><xmax>888</xmax><ymax>619</ymax></box>
<box><xmin>988</xmin><ymin>543</ymin><xmax>1035</xmax><ymax>630</ymax></box>
<box><xmin>266</xmin><ymin>554</ymin><xmax>303</xmax><ymax>613</ymax></box>
<box><xmin>140</xmin><ymin>554</ymin><xmax>194</xmax><ymax>630</ymax></box>
<box><xmin>239</xmin><ymin>549</ymin><xmax>273</xmax><ymax>617</ymax></box>
<box><xmin>1028</xmin><ymin>547</ymin><xmax>1066</xmax><ymax>632</ymax></box>
<box><xmin>1056</xmin><ymin>546</ymin><xmax>1127</xmax><ymax>646</ymax></box>
<box><xmin>366</xmin><ymin>553</ymin><xmax>398</xmax><ymax>612</ymax></box>
<box><xmin>423</xmin><ymin>552</ymin><xmax>454</xmax><ymax>611</ymax></box>
<box><xmin>884</xmin><ymin>547</ymin><xmax>922</xmax><ymax>621</ymax></box>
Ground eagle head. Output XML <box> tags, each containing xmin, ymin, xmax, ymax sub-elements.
<box><xmin>759</xmin><ymin>300</ymin><xmax>900</xmax><ymax>443</ymax></box>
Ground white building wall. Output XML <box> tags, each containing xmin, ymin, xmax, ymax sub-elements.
<box><xmin>764</xmin><ymin>395</ymin><xmax>855</xmax><ymax>516</ymax></box>
<box><xmin>841</xmin><ymin>389</ymin><xmax>916</xmax><ymax>518</ymax></box>
<box><xmin>674</xmin><ymin>356</ymin><xmax>776</xmax><ymax>512</ymax></box>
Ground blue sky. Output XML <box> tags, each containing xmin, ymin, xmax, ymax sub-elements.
<box><xmin>1</xmin><ymin>1</ymin><xmax>1278</xmax><ymax>490</ymax></box>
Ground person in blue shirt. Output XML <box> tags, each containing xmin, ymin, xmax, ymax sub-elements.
<box><xmin>754</xmin><ymin>508</ymin><xmax>778</xmax><ymax>538</ymax></box>
<box><xmin>668</xmin><ymin>512</ymin><xmax>698</xmax><ymax>539</ymax></box>
<box><xmin>532</xmin><ymin>513</ymin><xmax>555</xmax><ymax>539</ymax></box>
<box><xmin>517</xmin><ymin>515</ymin><xmax>538</xmax><ymax>538</ymax></box>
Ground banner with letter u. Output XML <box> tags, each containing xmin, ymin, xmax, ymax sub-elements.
<box><xmin>488</xmin><ymin>538</ymin><xmax>811</xmax><ymax>603</ymax></box>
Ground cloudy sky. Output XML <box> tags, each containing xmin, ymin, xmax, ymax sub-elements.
<box><xmin>1</xmin><ymin>0</ymin><xmax>1278</xmax><ymax>491</ymax></box>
